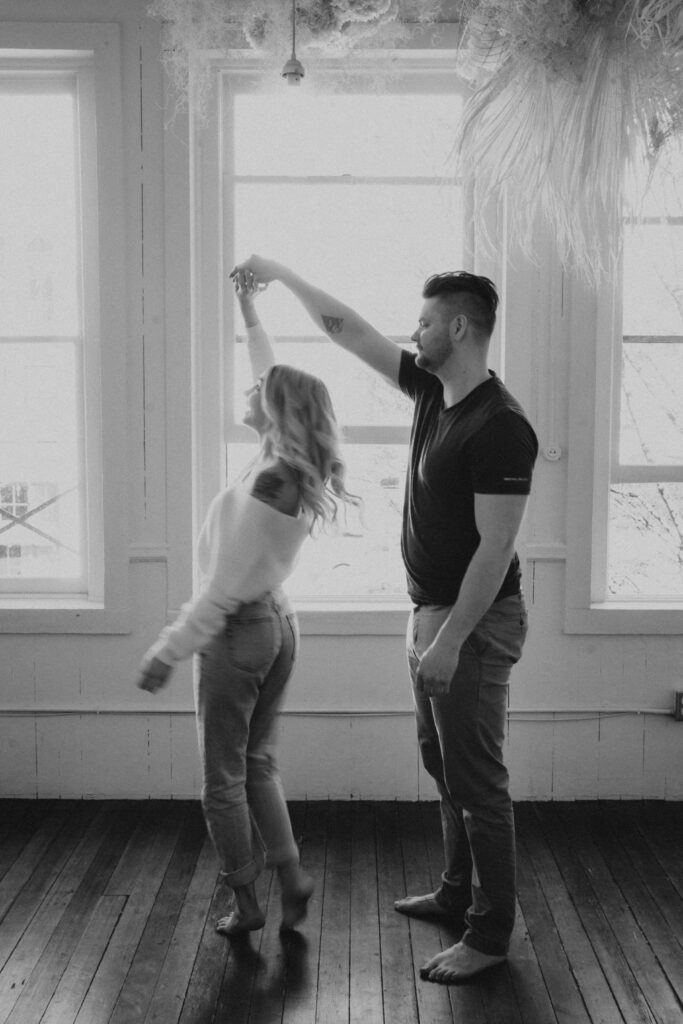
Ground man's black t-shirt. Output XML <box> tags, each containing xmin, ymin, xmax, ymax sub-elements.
<box><xmin>398</xmin><ymin>350</ymin><xmax>538</xmax><ymax>607</ymax></box>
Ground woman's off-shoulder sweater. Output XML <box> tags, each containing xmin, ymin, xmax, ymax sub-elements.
<box><xmin>147</xmin><ymin>480</ymin><xmax>309</xmax><ymax>665</ymax></box>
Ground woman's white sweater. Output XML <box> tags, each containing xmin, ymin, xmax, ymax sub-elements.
<box><xmin>147</xmin><ymin>480</ymin><xmax>309</xmax><ymax>665</ymax></box>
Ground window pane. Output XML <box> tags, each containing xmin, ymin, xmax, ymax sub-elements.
<box><xmin>608</xmin><ymin>484</ymin><xmax>683</xmax><ymax>599</ymax></box>
<box><xmin>227</xmin><ymin>443</ymin><xmax>408</xmax><ymax>599</ymax></box>
<box><xmin>622</xmin><ymin>224</ymin><xmax>683</xmax><ymax>335</ymax></box>
<box><xmin>234</xmin><ymin>340</ymin><xmax>412</xmax><ymax>427</ymax></box>
<box><xmin>0</xmin><ymin>82</ymin><xmax>80</xmax><ymax>336</ymax></box>
<box><xmin>619</xmin><ymin>341</ymin><xmax>683</xmax><ymax>465</ymax></box>
<box><xmin>0</xmin><ymin>342</ymin><xmax>83</xmax><ymax>580</ymax></box>
<box><xmin>625</xmin><ymin>140</ymin><xmax>683</xmax><ymax>219</ymax></box>
<box><xmin>233</xmin><ymin>181</ymin><xmax>463</xmax><ymax>336</ymax></box>
<box><xmin>233</xmin><ymin>91</ymin><xmax>462</xmax><ymax>177</ymax></box>
<box><xmin>623</xmin><ymin>144</ymin><xmax>682</xmax><ymax>336</ymax></box>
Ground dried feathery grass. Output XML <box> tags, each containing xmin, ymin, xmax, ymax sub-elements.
<box><xmin>456</xmin><ymin>0</ymin><xmax>683</xmax><ymax>284</ymax></box>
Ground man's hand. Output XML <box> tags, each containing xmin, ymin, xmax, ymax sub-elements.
<box><xmin>230</xmin><ymin>255</ymin><xmax>284</xmax><ymax>291</ymax></box>
<box><xmin>137</xmin><ymin>656</ymin><xmax>173</xmax><ymax>694</ymax></box>
<box><xmin>415</xmin><ymin>637</ymin><xmax>462</xmax><ymax>697</ymax></box>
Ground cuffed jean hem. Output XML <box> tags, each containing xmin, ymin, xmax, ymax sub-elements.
<box><xmin>461</xmin><ymin>928</ymin><xmax>509</xmax><ymax>958</ymax></box>
<box><xmin>434</xmin><ymin>882</ymin><xmax>470</xmax><ymax>917</ymax></box>
<box><xmin>219</xmin><ymin>854</ymin><xmax>265</xmax><ymax>888</ymax></box>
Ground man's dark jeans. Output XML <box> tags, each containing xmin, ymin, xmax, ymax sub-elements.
<box><xmin>407</xmin><ymin>593</ymin><xmax>528</xmax><ymax>956</ymax></box>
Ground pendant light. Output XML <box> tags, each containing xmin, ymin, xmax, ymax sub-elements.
<box><xmin>281</xmin><ymin>0</ymin><xmax>305</xmax><ymax>85</ymax></box>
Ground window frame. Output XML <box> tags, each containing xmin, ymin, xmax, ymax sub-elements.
<box><xmin>565</xmin><ymin>234</ymin><xmax>683</xmax><ymax>635</ymax></box>
<box><xmin>0</xmin><ymin>22</ymin><xmax>129</xmax><ymax>633</ymax></box>
<box><xmin>193</xmin><ymin>45</ymin><xmax>493</xmax><ymax>633</ymax></box>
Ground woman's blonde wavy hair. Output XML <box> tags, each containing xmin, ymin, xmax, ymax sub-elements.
<box><xmin>259</xmin><ymin>364</ymin><xmax>360</xmax><ymax>532</ymax></box>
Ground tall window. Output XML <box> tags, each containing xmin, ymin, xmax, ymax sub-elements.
<box><xmin>604</xmin><ymin>151</ymin><xmax>683</xmax><ymax>602</ymax></box>
<box><xmin>0</xmin><ymin>25</ymin><xmax>128</xmax><ymax>631</ymax></box>
<box><xmin>0</xmin><ymin>74</ymin><xmax>87</xmax><ymax>592</ymax></box>
<box><xmin>221</xmin><ymin>62</ymin><xmax>467</xmax><ymax>601</ymax></box>
<box><xmin>567</xmin><ymin>143</ymin><xmax>683</xmax><ymax>632</ymax></box>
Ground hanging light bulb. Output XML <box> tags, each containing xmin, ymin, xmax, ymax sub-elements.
<box><xmin>281</xmin><ymin>0</ymin><xmax>305</xmax><ymax>85</ymax></box>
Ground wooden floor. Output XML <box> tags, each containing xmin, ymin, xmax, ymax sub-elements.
<box><xmin>0</xmin><ymin>800</ymin><xmax>682</xmax><ymax>1024</ymax></box>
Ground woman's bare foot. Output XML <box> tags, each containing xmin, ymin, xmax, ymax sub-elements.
<box><xmin>278</xmin><ymin>861</ymin><xmax>315</xmax><ymax>931</ymax></box>
<box><xmin>420</xmin><ymin>941</ymin><xmax>505</xmax><ymax>983</ymax></box>
<box><xmin>280</xmin><ymin>874</ymin><xmax>314</xmax><ymax>930</ymax></box>
<box><xmin>216</xmin><ymin>880</ymin><xmax>264</xmax><ymax>936</ymax></box>
<box><xmin>215</xmin><ymin>907</ymin><xmax>265</xmax><ymax>935</ymax></box>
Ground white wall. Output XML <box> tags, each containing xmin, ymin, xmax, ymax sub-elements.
<box><xmin>1</xmin><ymin>0</ymin><xmax>681</xmax><ymax>801</ymax></box>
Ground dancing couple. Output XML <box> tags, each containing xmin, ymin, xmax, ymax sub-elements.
<box><xmin>138</xmin><ymin>254</ymin><xmax>537</xmax><ymax>984</ymax></box>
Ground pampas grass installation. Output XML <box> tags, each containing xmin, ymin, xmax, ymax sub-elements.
<box><xmin>147</xmin><ymin>0</ymin><xmax>682</xmax><ymax>282</ymax></box>
<box><xmin>456</xmin><ymin>0</ymin><xmax>683</xmax><ymax>283</ymax></box>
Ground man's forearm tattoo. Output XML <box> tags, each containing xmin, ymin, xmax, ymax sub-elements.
<box><xmin>322</xmin><ymin>315</ymin><xmax>344</xmax><ymax>335</ymax></box>
<box><xmin>252</xmin><ymin>469</ymin><xmax>284</xmax><ymax>506</ymax></box>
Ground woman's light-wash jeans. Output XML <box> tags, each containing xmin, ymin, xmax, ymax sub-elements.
<box><xmin>407</xmin><ymin>592</ymin><xmax>528</xmax><ymax>957</ymax></box>
<box><xmin>195</xmin><ymin>590</ymin><xmax>300</xmax><ymax>888</ymax></box>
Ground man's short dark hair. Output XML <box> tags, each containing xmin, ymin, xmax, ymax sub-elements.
<box><xmin>422</xmin><ymin>271</ymin><xmax>498</xmax><ymax>338</ymax></box>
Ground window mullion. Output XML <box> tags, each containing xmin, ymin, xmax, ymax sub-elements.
<box><xmin>614</xmin><ymin>465</ymin><xmax>683</xmax><ymax>484</ymax></box>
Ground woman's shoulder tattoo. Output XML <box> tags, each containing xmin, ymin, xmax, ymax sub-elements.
<box><xmin>251</xmin><ymin>467</ymin><xmax>285</xmax><ymax>506</ymax></box>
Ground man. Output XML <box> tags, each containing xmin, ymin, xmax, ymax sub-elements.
<box><xmin>230</xmin><ymin>256</ymin><xmax>538</xmax><ymax>983</ymax></box>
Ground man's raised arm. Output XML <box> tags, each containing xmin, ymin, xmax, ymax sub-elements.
<box><xmin>230</xmin><ymin>255</ymin><xmax>402</xmax><ymax>388</ymax></box>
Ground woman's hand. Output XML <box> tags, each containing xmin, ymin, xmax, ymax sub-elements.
<box><xmin>232</xmin><ymin>272</ymin><xmax>262</xmax><ymax>299</ymax></box>
<box><xmin>233</xmin><ymin>274</ymin><xmax>262</xmax><ymax>329</ymax></box>
<box><xmin>137</xmin><ymin>655</ymin><xmax>173</xmax><ymax>694</ymax></box>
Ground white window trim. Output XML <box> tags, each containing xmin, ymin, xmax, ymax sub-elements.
<box><xmin>191</xmin><ymin>40</ymin><xmax>507</xmax><ymax>635</ymax></box>
<box><xmin>565</xmin><ymin>267</ymin><xmax>683</xmax><ymax>634</ymax></box>
<box><xmin>0</xmin><ymin>22</ymin><xmax>129</xmax><ymax>633</ymax></box>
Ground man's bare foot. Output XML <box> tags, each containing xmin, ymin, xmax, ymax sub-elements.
<box><xmin>280</xmin><ymin>874</ymin><xmax>315</xmax><ymax>931</ymax></box>
<box><xmin>394</xmin><ymin>892</ymin><xmax>460</xmax><ymax>922</ymax></box>
<box><xmin>215</xmin><ymin>908</ymin><xmax>265</xmax><ymax>936</ymax></box>
<box><xmin>420</xmin><ymin>941</ymin><xmax>505</xmax><ymax>983</ymax></box>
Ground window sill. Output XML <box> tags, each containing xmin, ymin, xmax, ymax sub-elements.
<box><xmin>0</xmin><ymin>597</ymin><xmax>129</xmax><ymax>634</ymax></box>
<box><xmin>565</xmin><ymin>602</ymin><xmax>683</xmax><ymax>635</ymax></box>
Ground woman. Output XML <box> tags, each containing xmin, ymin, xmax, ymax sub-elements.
<box><xmin>137</xmin><ymin>271</ymin><xmax>358</xmax><ymax>935</ymax></box>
